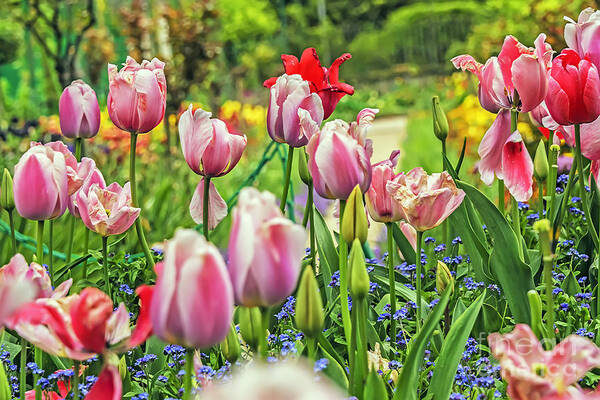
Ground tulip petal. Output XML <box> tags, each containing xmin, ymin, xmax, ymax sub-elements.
<box><xmin>85</xmin><ymin>365</ymin><xmax>121</xmax><ymax>400</ymax></box>
<box><xmin>478</xmin><ymin>109</ymin><xmax>512</xmax><ymax>185</ymax></box>
<box><xmin>130</xmin><ymin>285</ymin><xmax>154</xmax><ymax>348</ymax></box>
<box><xmin>189</xmin><ymin>179</ymin><xmax>228</xmax><ymax>229</ymax></box>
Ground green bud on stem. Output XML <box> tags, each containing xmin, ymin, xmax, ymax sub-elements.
<box><xmin>342</xmin><ymin>185</ymin><xmax>368</xmax><ymax>244</ymax></box>
<box><xmin>295</xmin><ymin>266</ymin><xmax>324</xmax><ymax>338</ymax></box>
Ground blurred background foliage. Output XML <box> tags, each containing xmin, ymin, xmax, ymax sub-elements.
<box><xmin>0</xmin><ymin>0</ymin><xmax>597</xmax><ymax>254</ymax></box>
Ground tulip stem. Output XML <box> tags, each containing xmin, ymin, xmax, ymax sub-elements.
<box><xmin>49</xmin><ymin>220</ymin><xmax>54</xmax><ymax>286</ymax></box>
<box><xmin>511</xmin><ymin>197</ymin><xmax>523</xmax><ymax>260</ymax></box>
<box><xmin>34</xmin><ymin>346</ymin><xmax>42</xmax><ymax>400</ymax></box>
<box><xmin>183</xmin><ymin>348</ymin><xmax>194</xmax><ymax>400</ymax></box>
<box><xmin>19</xmin><ymin>337</ymin><xmax>26</xmax><ymax>400</ymax></box>
<box><xmin>36</xmin><ymin>220</ymin><xmax>44</xmax><ymax>265</ymax></box>
<box><xmin>338</xmin><ymin>200</ymin><xmax>352</xmax><ymax>353</ymax></box>
<box><xmin>386</xmin><ymin>222</ymin><xmax>397</xmax><ymax>344</ymax></box>
<box><xmin>75</xmin><ymin>137</ymin><xmax>83</xmax><ymax>161</ymax></box>
<box><xmin>537</xmin><ymin>178</ymin><xmax>544</xmax><ymax>218</ymax></box>
<box><xmin>72</xmin><ymin>361</ymin><xmax>80</xmax><ymax>399</ymax></box>
<box><xmin>130</xmin><ymin>133</ymin><xmax>155</xmax><ymax>268</ymax></box>
<box><xmin>543</xmin><ymin>247</ymin><xmax>555</xmax><ymax>342</ymax></box>
<box><xmin>306</xmin><ymin>336</ymin><xmax>317</xmax><ymax>361</ymax></box>
<box><xmin>308</xmin><ymin>184</ymin><xmax>316</xmax><ymax>267</ymax></box>
<box><xmin>102</xmin><ymin>236</ymin><xmax>112</xmax><ymax>301</ymax></box>
<box><xmin>574</xmin><ymin>124</ymin><xmax>600</xmax><ymax>249</ymax></box>
<box><xmin>555</xmin><ymin>155</ymin><xmax>578</xmax><ymax>237</ymax></box>
<box><xmin>82</xmin><ymin>228</ymin><xmax>89</xmax><ymax>279</ymax></box>
<box><xmin>280</xmin><ymin>145</ymin><xmax>294</xmax><ymax>214</ymax></box>
<box><xmin>66</xmin><ymin>216</ymin><xmax>75</xmax><ymax>263</ymax></box>
<box><xmin>8</xmin><ymin>210</ymin><xmax>16</xmax><ymax>254</ymax></box>
<box><xmin>415</xmin><ymin>230</ymin><xmax>423</xmax><ymax>334</ymax></box>
<box><xmin>497</xmin><ymin>180</ymin><xmax>505</xmax><ymax>213</ymax></box>
<box><xmin>203</xmin><ymin>177</ymin><xmax>211</xmax><ymax>239</ymax></box>
<box><xmin>258</xmin><ymin>307</ymin><xmax>272</xmax><ymax>359</ymax></box>
<box><xmin>349</xmin><ymin>298</ymin><xmax>358</xmax><ymax>395</ymax></box>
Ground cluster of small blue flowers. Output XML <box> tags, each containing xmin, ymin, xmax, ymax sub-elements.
<box><xmin>576</xmin><ymin>327</ymin><xmax>596</xmax><ymax>339</ymax></box>
<box><xmin>462</xmin><ymin>277</ymin><xmax>485</xmax><ymax>291</ymax></box>
<box><xmin>451</xmin><ymin>340</ymin><xmax>503</xmax><ymax>399</ymax></box>
<box><xmin>0</xmin><ymin>346</ymin><xmax>19</xmax><ymax>396</ymax></box>
<box><xmin>119</xmin><ymin>283</ymin><xmax>134</xmax><ymax>295</ymax></box>
<box><xmin>164</xmin><ymin>344</ymin><xmax>187</xmax><ymax>368</ymax></box>
<box><xmin>275</xmin><ymin>296</ymin><xmax>296</xmax><ymax>320</ymax></box>
<box><xmin>556</xmin><ymin>174</ymin><xmax>569</xmax><ymax>193</ymax></box>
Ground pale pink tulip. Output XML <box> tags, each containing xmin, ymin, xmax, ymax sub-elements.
<box><xmin>502</xmin><ymin>131</ymin><xmax>534</xmax><ymax>202</ymax></box>
<box><xmin>266</xmin><ymin>74</ymin><xmax>324</xmax><ymax>147</ymax></box>
<box><xmin>386</xmin><ymin>168</ymin><xmax>465</xmax><ymax>232</ymax></box>
<box><xmin>365</xmin><ymin>151</ymin><xmax>406</xmax><ymax>223</ymax></box>
<box><xmin>107</xmin><ymin>56</ymin><xmax>167</xmax><ymax>134</ymax></box>
<box><xmin>228</xmin><ymin>187</ymin><xmax>306</xmax><ymax>307</ymax></box>
<box><xmin>399</xmin><ymin>221</ymin><xmax>417</xmax><ymax>250</ymax></box>
<box><xmin>68</xmin><ymin>159</ymin><xmax>106</xmax><ymax>218</ymax></box>
<box><xmin>149</xmin><ymin>229</ymin><xmax>234</xmax><ymax>349</ymax></box>
<box><xmin>305</xmin><ymin>108</ymin><xmax>375</xmax><ymax>200</ymax></box>
<box><xmin>189</xmin><ymin>178</ymin><xmax>227</xmax><ymax>229</ymax></box>
<box><xmin>59</xmin><ymin>80</ymin><xmax>101</xmax><ymax>139</ymax></box>
<box><xmin>0</xmin><ymin>255</ymin><xmax>39</xmax><ymax>327</ymax></box>
<box><xmin>565</xmin><ymin>8</ymin><xmax>600</xmax><ymax>72</ymax></box>
<box><xmin>76</xmin><ymin>182</ymin><xmax>140</xmax><ymax>236</ymax></box>
<box><xmin>489</xmin><ymin>324</ymin><xmax>600</xmax><ymax>400</ymax></box>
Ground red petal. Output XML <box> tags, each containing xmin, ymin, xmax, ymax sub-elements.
<box><xmin>263</xmin><ymin>76</ymin><xmax>278</xmax><ymax>88</ymax></box>
<box><xmin>538</xmin><ymin>127</ymin><xmax>551</xmax><ymax>139</ymax></box>
<box><xmin>129</xmin><ymin>285</ymin><xmax>154</xmax><ymax>348</ymax></box>
<box><xmin>298</xmin><ymin>48</ymin><xmax>326</xmax><ymax>91</ymax></box>
<box><xmin>85</xmin><ymin>365</ymin><xmax>121</xmax><ymax>400</ymax></box>
<box><xmin>327</xmin><ymin>53</ymin><xmax>352</xmax><ymax>84</ymax></box>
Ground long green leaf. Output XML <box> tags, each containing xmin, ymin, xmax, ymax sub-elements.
<box><xmin>0</xmin><ymin>361</ymin><xmax>10</xmax><ymax>400</ymax></box>
<box><xmin>428</xmin><ymin>291</ymin><xmax>485</xmax><ymax>400</ymax></box>
<box><xmin>391</xmin><ymin>223</ymin><xmax>416</xmax><ymax>265</ymax></box>
<box><xmin>393</xmin><ymin>287</ymin><xmax>452</xmax><ymax>400</ymax></box>
<box><xmin>457</xmin><ymin>181</ymin><xmax>534</xmax><ymax>323</ymax></box>
<box><xmin>364</xmin><ymin>369</ymin><xmax>388</xmax><ymax>400</ymax></box>
<box><xmin>314</xmin><ymin>210</ymin><xmax>337</xmax><ymax>302</ymax></box>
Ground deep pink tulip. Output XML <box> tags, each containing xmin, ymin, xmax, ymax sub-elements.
<box><xmin>489</xmin><ymin>324</ymin><xmax>600</xmax><ymax>400</ymax></box>
<box><xmin>565</xmin><ymin>8</ymin><xmax>600</xmax><ymax>72</ymax></box>
<box><xmin>546</xmin><ymin>49</ymin><xmax>600</xmax><ymax>125</ymax></box>
<box><xmin>59</xmin><ymin>80</ymin><xmax>101</xmax><ymax>139</ymax></box>
<box><xmin>68</xmin><ymin>158</ymin><xmax>106</xmax><ymax>218</ymax></box>
<box><xmin>502</xmin><ymin>131</ymin><xmax>534</xmax><ymax>202</ymax></box>
<box><xmin>365</xmin><ymin>151</ymin><xmax>406</xmax><ymax>223</ymax></box>
<box><xmin>266</xmin><ymin>74</ymin><xmax>324</xmax><ymax>147</ymax></box>
<box><xmin>228</xmin><ymin>187</ymin><xmax>306</xmax><ymax>307</ymax></box>
<box><xmin>386</xmin><ymin>168</ymin><xmax>465</xmax><ymax>232</ymax></box>
<box><xmin>149</xmin><ymin>229</ymin><xmax>234</xmax><ymax>349</ymax></box>
<box><xmin>107</xmin><ymin>56</ymin><xmax>167</xmax><ymax>134</ymax></box>
<box><xmin>76</xmin><ymin>182</ymin><xmax>140</xmax><ymax>236</ymax></box>
<box><xmin>13</xmin><ymin>142</ymin><xmax>69</xmax><ymax>220</ymax></box>
<box><xmin>304</xmin><ymin>108</ymin><xmax>375</xmax><ymax>200</ymax></box>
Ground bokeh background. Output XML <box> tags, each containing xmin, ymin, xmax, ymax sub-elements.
<box><xmin>0</xmin><ymin>0</ymin><xmax>596</xmax><ymax>254</ymax></box>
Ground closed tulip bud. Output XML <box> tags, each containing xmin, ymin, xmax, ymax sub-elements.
<box><xmin>238</xmin><ymin>307</ymin><xmax>263</xmax><ymax>349</ymax></box>
<box><xmin>342</xmin><ymin>185</ymin><xmax>368</xmax><ymax>244</ymax></box>
<box><xmin>435</xmin><ymin>261</ymin><xmax>454</xmax><ymax>294</ymax></box>
<box><xmin>533</xmin><ymin>219</ymin><xmax>553</xmax><ymax>261</ymax></box>
<box><xmin>295</xmin><ymin>266</ymin><xmax>324</xmax><ymax>338</ymax></box>
<box><xmin>59</xmin><ymin>80</ymin><xmax>101</xmax><ymax>139</ymax></box>
<box><xmin>534</xmin><ymin>141</ymin><xmax>549</xmax><ymax>181</ymax></box>
<box><xmin>221</xmin><ymin>323</ymin><xmax>241</xmax><ymax>363</ymax></box>
<box><xmin>349</xmin><ymin>239</ymin><xmax>369</xmax><ymax>300</ymax></box>
<box><xmin>1</xmin><ymin>169</ymin><xmax>14</xmax><ymax>211</ymax></box>
<box><xmin>432</xmin><ymin>96</ymin><xmax>449</xmax><ymax>142</ymax></box>
<box><xmin>527</xmin><ymin>290</ymin><xmax>547</xmax><ymax>339</ymax></box>
<box><xmin>118</xmin><ymin>356</ymin><xmax>128</xmax><ymax>379</ymax></box>
<box><xmin>297</xmin><ymin>149</ymin><xmax>312</xmax><ymax>185</ymax></box>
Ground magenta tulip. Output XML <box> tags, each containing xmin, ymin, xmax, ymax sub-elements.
<box><xmin>386</xmin><ymin>168</ymin><xmax>465</xmax><ymax>232</ymax></box>
<box><xmin>501</xmin><ymin>131</ymin><xmax>534</xmax><ymax>202</ymax></box>
<box><xmin>365</xmin><ymin>150</ymin><xmax>406</xmax><ymax>223</ymax></box>
<box><xmin>149</xmin><ymin>229</ymin><xmax>234</xmax><ymax>348</ymax></box>
<box><xmin>489</xmin><ymin>324</ymin><xmax>600</xmax><ymax>400</ymax></box>
<box><xmin>77</xmin><ymin>182</ymin><xmax>140</xmax><ymax>236</ymax></box>
<box><xmin>228</xmin><ymin>187</ymin><xmax>306</xmax><ymax>307</ymax></box>
<box><xmin>546</xmin><ymin>49</ymin><xmax>600</xmax><ymax>125</ymax></box>
<box><xmin>107</xmin><ymin>56</ymin><xmax>167</xmax><ymax>134</ymax></box>
<box><xmin>565</xmin><ymin>8</ymin><xmax>600</xmax><ymax>72</ymax></box>
<box><xmin>68</xmin><ymin>158</ymin><xmax>106</xmax><ymax>218</ymax></box>
<box><xmin>304</xmin><ymin>108</ymin><xmax>375</xmax><ymax>200</ymax></box>
<box><xmin>59</xmin><ymin>80</ymin><xmax>101</xmax><ymax>138</ymax></box>
<box><xmin>266</xmin><ymin>74</ymin><xmax>324</xmax><ymax>147</ymax></box>
<box><xmin>13</xmin><ymin>143</ymin><xmax>69</xmax><ymax>220</ymax></box>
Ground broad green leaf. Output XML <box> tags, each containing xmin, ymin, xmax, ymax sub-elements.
<box><xmin>314</xmin><ymin>209</ymin><xmax>337</xmax><ymax>302</ymax></box>
<box><xmin>562</xmin><ymin>271</ymin><xmax>581</xmax><ymax>296</ymax></box>
<box><xmin>428</xmin><ymin>291</ymin><xmax>485</xmax><ymax>400</ymax></box>
<box><xmin>391</xmin><ymin>223</ymin><xmax>415</xmax><ymax>264</ymax></box>
<box><xmin>319</xmin><ymin>343</ymin><xmax>349</xmax><ymax>390</ymax></box>
<box><xmin>393</xmin><ymin>287</ymin><xmax>452</xmax><ymax>400</ymax></box>
<box><xmin>0</xmin><ymin>361</ymin><xmax>10</xmax><ymax>400</ymax></box>
<box><xmin>318</xmin><ymin>332</ymin><xmax>347</xmax><ymax>378</ymax></box>
<box><xmin>458</xmin><ymin>181</ymin><xmax>534</xmax><ymax>323</ymax></box>
<box><xmin>364</xmin><ymin>369</ymin><xmax>388</xmax><ymax>400</ymax></box>
<box><xmin>455</xmin><ymin>137</ymin><xmax>467</xmax><ymax>175</ymax></box>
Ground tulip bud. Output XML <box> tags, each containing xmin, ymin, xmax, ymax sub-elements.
<box><xmin>432</xmin><ymin>96</ymin><xmax>449</xmax><ymax>142</ymax></box>
<box><xmin>342</xmin><ymin>185</ymin><xmax>368</xmax><ymax>244</ymax></box>
<box><xmin>1</xmin><ymin>169</ymin><xmax>14</xmax><ymax>211</ymax></box>
<box><xmin>435</xmin><ymin>261</ymin><xmax>454</xmax><ymax>294</ymax></box>
<box><xmin>295</xmin><ymin>266</ymin><xmax>324</xmax><ymax>338</ymax></box>
<box><xmin>238</xmin><ymin>306</ymin><xmax>263</xmax><ymax>349</ymax></box>
<box><xmin>297</xmin><ymin>149</ymin><xmax>312</xmax><ymax>185</ymax></box>
<box><xmin>527</xmin><ymin>290</ymin><xmax>547</xmax><ymax>340</ymax></box>
<box><xmin>533</xmin><ymin>219</ymin><xmax>552</xmax><ymax>261</ymax></box>
<box><xmin>534</xmin><ymin>140</ymin><xmax>549</xmax><ymax>181</ymax></box>
<box><xmin>118</xmin><ymin>355</ymin><xmax>128</xmax><ymax>379</ymax></box>
<box><xmin>221</xmin><ymin>323</ymin><xmax>241</xmax><ymax>363</ymax></box>
<box><xmin>349</xmin><ymin>239</ymin><xmax>369</xmax><ymax>300</ymax></box>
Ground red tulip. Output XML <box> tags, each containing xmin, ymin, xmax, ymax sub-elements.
<box><xmin>546</xmin><ymin>49</ymin><xmax>600</xmax><ymax>125</ymax></box>
<box><xmin>264</xmin><ymin>48</ymin><xmax>354</xmax><ymax>119</ymax></box>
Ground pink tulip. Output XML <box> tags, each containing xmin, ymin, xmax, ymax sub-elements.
<box><xmin>546</xmin><ymin>49</ymin><xmax>600</xmax><ymax>125</ymax></box>
<box><xmin>228</xmin><ymin>187</ymin><xmax>306</xmax><ymax>307</ymax></box>
<box><xmin>149</xmin><ymin>229</ymin><xmax>234</xmax><ymax>349</ymax></box>
<box><xmin>33</xmin><ymin>141</ymin><xmax>93</xmax><ymax>195</ymax></box>
<box><xmin>13</xmin><ymin>142</ymin><xmax>69</xmax><ymax>220</ymax></box>
<box><xmin>189</xmin><ymin>178</ymin><xmax>227</xmax><ymax>229</ymax></box>
<box><xmin>59</xmin><ymin>79</ymin><xmax>101</xmax><ymax>138</ymax></box>
<box><xmin>399</xmin><ymin>221</ymin><xmax>417</xmax><ymax>250</ymax></box>
<box><xmin>0</xmin><ymin>255</ymin><xmax>39</xmax><ymax>327</ymax></box>
<box><xmin>68</xmin><ymin>158</ymin><xmax>106</xmax><ymax>218</ymax></box>
<box><xmin>76</xmin><ymin>182</ymin><xmax>140</xmax><ymax>236</ymax></box>
<box><xmin>304</xmin><ymin>108</ymin><xmax>375</xmax><ymax>200</ymax></box>
<box><xmin>565</xmin><ymin>8</ymin><xmax>600</xmax><ymax>72</ymax></box>
<box><xmin>266</xmin><ymin>74</ymin><xmax>324</xmax><ymax>147</ymax></box>
<box><xmin>107</xmin><ymin>56</ymin><xmax>167</xmax><ymax>134</ymax></box>
<box><xmin>489</xmin><ymin>324</ymin><xmax>600</xmax><ymax>400</ymax></box>
<box><xmin>386</xmin><ymin>168</ymin><xmax>465</xmax><ymax>232</ymax></box>
<box><xmin>560</xmin><ymin>117</ymin><xmax>600</xmax><ymax>161</ymax></box>
<box><xmin>365</xmin><ymin>151</ymin><xmax>406</xmax><ymax>223</ymax></box>
<box><xmin>502</xmin><ymin>131</ymin><xmax>534</xmax><ymax>202</ymax></box>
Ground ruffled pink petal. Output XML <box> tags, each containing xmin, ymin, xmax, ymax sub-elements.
<box><xmin>478</xmin><ymin>109</ymin><xmax>512</xmax><ymax>185</ymax></box>
<box><xmin>502</xmin><ymin>131</ymin><xmax>534</xmax><ymax>202</ymax></box>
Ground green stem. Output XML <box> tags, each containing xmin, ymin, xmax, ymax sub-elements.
<box><xmin>36</xmin><ymin>220</ymin><xmax>44</xmax><ymax>265</ymax></box>
<box><xmin>8</xmin><ymin>211</ymin><xmax>16</xmax><ymax>254</ymax></box>
<box><xmin>416</xmin><ymin>230</ymin><xmax>424</xmax><ymax>333</ymax></box>
<box><xmin>543</xmin><ymin>253</ymin><xmax>555</xmax><ymax>340</ymax></box>
<box><xmin>441</xmin><ymin>139</ymin><xmax>447</xmax><ymax>171</ymax></box>
<box><xmin>556</xmin><ymin>155</ymin><xmax>578</xmax><ymax>235</ymax></box>
<box><xmin>574</xmin><ymin>124</ymin><xmax>600</xmax><ymax>249</ymax></box>
<box><xmin>183</xmin><ymin>349</ymin><xmax>194</xmax><ymax>400</ymax></box>
<box><xmin>280</xmin><ymin>145</ymin><xmax>294</xmax><ymax>213</ymax></box>
<box><xmin>258</xmin><ymin>307</ymin><xmax>272</xmax><ymax>359</ymax></box>
<box><xmin>130</xmin><ymin>133</ymin><xmax>155</xmax><ymax>268</ymax></box>
<box><xmin>386</xmin><ymin>222</ymin><xmax>397</xmax><ymax>343</ymax></box>
<box><xmin>512</xmin><ymin>197</ymin><xmax>523</xmax><ymax>259</ymax></box>
<box><xmin>34</xmin><ymin>346</ymin><xmax>42</xmax><ymax>400</ymax></box>
<box><xmin>75</xmin><ymin>137</ymin><xmax>83</xmax><ymax>161</ymax></box>
<box><xmin>308</xmin><ymin>183</ymin><xmax>315</xmax><ymax>267</ymax></box>
<box><xmin>72</xmin><ymin>360</ymin><xmax>80</xmax><ymax>399</ymax></box>
<box><xmin>306</xmin><ymin>336</ymin><xmax>317</xmax><ymax>361</ymax></box>
<box><xmin>83</xmin><ymin>229</ymin><xmax>89</xmax><ymax>279</ymax></box>
<box><xmin>203</xmin><ymin>177</ymin><xmax>211</xmax><ymax>239</ymax></box>
<box><xmin>19</xmin><ymin>338</ymin><xmax>26</xmax><ymax>400</ymax></box>
<box><xmin>498</xmin><ymin>180</ymin><xmax>505</xmax><ymax>213</ymax></box>
<box><xmin>356</xmin><ymin>299</ymin><xmax>368</xmax><ymax>391</ymax></box>
<box><xmin>338</xmin><ymin>200</ymin><xmax>352</xmax><ymax>352</ymax></box>
<box><xmin>302</xmin><ymin>190</ymin><xmax>311</xmax><ymax>227</ymax></box>
<box><xmin>66</xmin><ymin>215</ymin><xmax>75</xmax><ymax>263</ymax></box>
<box><xmin>49</xmin><ymin>220</ymin><xmax>54</xmax><ymax>286</ymax></box>
<box><xmin>349</xmin><ymin>299</ymin><xmax>358</xmax><ymax>394</ymax></box>
<box><xmin>537</xmin><ymin>179</ymin><xmax>544</xmax><ymax>219</ymax></box>
<box><xmin>102</xmin><ymin>236</ymin><xmax>111</xmax><ymax>300</ymax></box>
